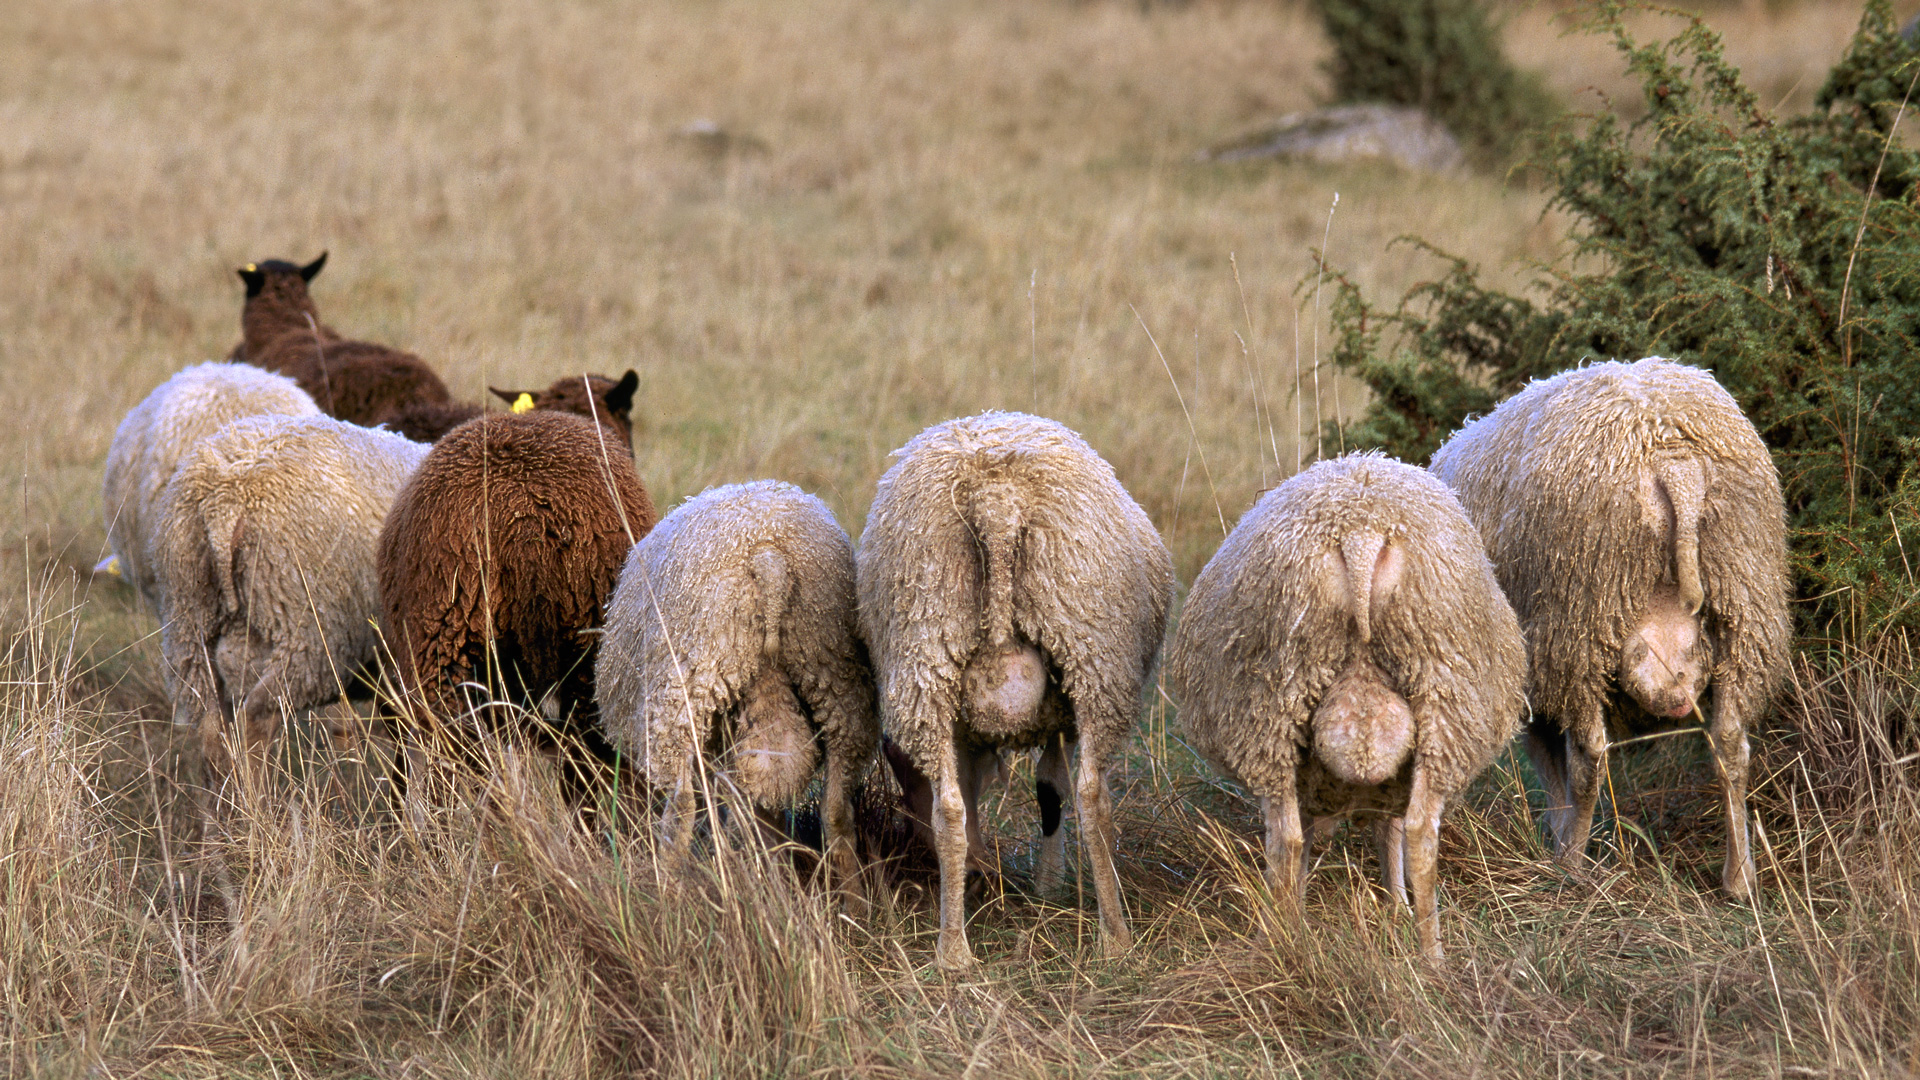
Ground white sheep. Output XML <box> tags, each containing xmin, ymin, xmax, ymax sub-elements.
<box><xmin>594</xmin><ymin>481</ymin><xmax>878</xmax><ymax>907</ymax></box>
<box><xmin>100</xmin><ymin>362</ymin><xmax>320</xmax><ymax>615</ymax></box>
<box><xmin>1167</xmin><ymin>452</ymin><xmax>1527</xmax><ymax>960</ymax></box>
<box><xmin>155</xmin><ymin>413</ymin><xmax>429</xmax><ymax>793</ymax></box>
<box><xmin>1429</xmin><ymin>357</ymin><xmax>1790</xmax><ymax>899</ymax></box>
<box><xmin>857</xmin><ymin>411</ymin><xmax>1174</xmax><ymax>970</ymax></box>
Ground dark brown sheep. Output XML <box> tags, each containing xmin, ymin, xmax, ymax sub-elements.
<box><xmin>377</xmin><ymin>380</ymin><xmax>655</xmax><ymax>765</ymax></box>
<box><xmin>231</xmin><ymin>253</ymin><xmax>470</xmax><ymax>439</ymax></box>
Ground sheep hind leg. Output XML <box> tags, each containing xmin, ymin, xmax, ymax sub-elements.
<box><xmin>1075</xmin><ymin>740</ymin><xmax>1131</xmax><ymax>958</ymax></box>
<box><xmin>932</xmin><ymin>737</ymin><xmax>978</xmax><ymax>971</ymax></box>
<box><xmin>821</xmin><ymin>744</ymin><xmax>869</xmax><ymax>919</ymax></box>
<box><xmin>1261</xmin><ymin>775</ymin><xmax>1305</xmax><ymax>920</ymax></box>
<box><xmin>1709</xmin><ymin>702</ymin><xmax>1756</xmax><ymax>901</ymax></box>
<box><xmin>1377</xmin><ymin>817</ymin><xmax>1408</xmax><ymax>907</ymax></box>
<box><xmin>1404</xmin><ymin>768</ymin><xmax>1446</xmax><ymax>961</ymax></box>
<box><xmin>1033</xmin><ymin>733</ymin><xmax>1070</xmax><ymax>897</ymax></box>
<box><xmin>1523</xmin><ymin>714</ymin><xmax>1576</xmax><ymax>856</ymax></box>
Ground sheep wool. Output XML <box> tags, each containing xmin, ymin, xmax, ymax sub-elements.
<box><xmin>857</xmin><ymin>411</ymin><xmax>1173</xmax><ymax>970</ymax></box>
<box><xmin>378</xmin><ymin>407</ymin><xmax>656</xmax><ymax>748</ymax></box>
<box><xmin>101</xmin><ymin>362</ymin><xmax>320</xmax><ymax>615</ymax></box>
<box><xmin>1429</xmin><ymin>357</ymin><xmax>1789</xmax><ymax>899</ymax></box>
<box><xmin>155</xmin><ymin>414</ymin><xmax>430</xmax><ymax>788</ymax></box>
<box><xmin>595</xmin><ymin>481</ymin><xmax>877</xmax><ymax>904</ymax></box>
<box><xmin>1168</xmin><ymin>452</ymin><xmax>1526</xmax><ymax>959</ymax></box>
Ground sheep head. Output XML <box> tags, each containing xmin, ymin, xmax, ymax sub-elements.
<box><xmin>489</xmin><ymin>370</ymin><xmax>640</xmax><ymax>450</ymax></box>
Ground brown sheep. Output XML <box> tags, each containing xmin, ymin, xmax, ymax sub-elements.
<box><xmin>1429</xmin><ymin>357</ymin><xmax>1790</xmax><ymax>899</ymax></box>
<box><xmin>377</xmin><ymin>377</ymin><xmax>654</xmax><ymax>773</ymax></box>
<box><xmin>231</xmin><ymin>253</ymin><xmax>471</xmax><ymax>440</ymax></box>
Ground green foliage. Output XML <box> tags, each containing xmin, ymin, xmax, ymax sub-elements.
<box><xmin>1324</xmin><ymin>0</ymin><xmax>1920</xmax><ymax>641</ymax></box>
<box><xmin>1311</xmin><ymin>0</ymin><xmax>1560</xmax><ymax>165</ymax></box>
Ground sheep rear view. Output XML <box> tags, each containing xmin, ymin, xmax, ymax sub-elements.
<box><xmin>595</xmin><ymin>481</ymin><xmax>877</xmax><ymax>909</ymax></box>
<box><xmin>379</xmin><ymin>391</ymin><xmax>655</xmax><ymax>777</ymax></box>
<box><xmin>155</xmin><ymin>415</ymin><xmax>430</xmax><ymax>794</ymax></box>
<box><xmin>858</xmin><ymin>411</ymin><xmax>1173</xmax><ymax>970</ymax></box>
<box><xmin>1168</xmin><ymin>452</ymin><xmax>1527</xmax><ymax>960</ymax></box>
<box><xmin>1429</xmin><ymin>357</ymin><xmax>1789</xmax><ymax>899</ymax></box>
<box><xmin>101</xmin><ymin>362</ymin><xmax>320</xmax><ymax>615</ymax></box>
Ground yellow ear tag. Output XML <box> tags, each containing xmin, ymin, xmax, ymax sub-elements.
<box><xmin>243</xmin><ymin>264</ymin><xmax>257</xmax><ymax>272</ymax></box>
<box><xmin>511</xmin><ymin>393</ymin><xmax>535</xmax><ymax>414</ymax></box>
<box><xmin>93</xmin><ymin>554</ymin><xmax>121</xmax><ymax>577</ymax></box>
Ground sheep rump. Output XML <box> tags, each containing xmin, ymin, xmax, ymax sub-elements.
<box><xmin>155</xmin><ymin>414</ymin><xmax>430</xmax><ymax>789</ymax></box>
<box><xmin>378</xmin><ymin>405</ymin><xmax>655</xmax><ymax>759</ymax></box>
<box><xmin>595</xmin><ymin>481</ymin><xmax>877</xmax><ymax>904</ymax></box>
<box><xmin>1169</xmin><ymin>452</ymin><xmax>1526</xmax><ymax>958</ymax></box>
<box><xmin>1429</xmin><ymin>357</ymin><xmax>1789</xmax><ymax>899</ymax></box>
<box><xmin>101</xmin><ymin>362</ymin><xmax>320</xmax><ymax>615</ymax></box>
<box><xmin>857</xmin><ymin>411</ymin><xmax>1173</xmax><ymax>970</ymax></box>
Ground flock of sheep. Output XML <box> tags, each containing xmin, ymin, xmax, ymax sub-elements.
<box><xmin>98</xmin><ymin>253</ymin><xmax>1790</xmax><ymax>971</ymax></box>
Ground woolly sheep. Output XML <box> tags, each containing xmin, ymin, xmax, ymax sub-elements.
<box><xmin>155</xmin><ymin>415</ymin><xmax>430</xmax><ymax>792</ymax></box>
<box><xmin>595</xmin><ymin>481</ymin><xmax>877</xmax><ymax>905</ymax></box>
<box><xmin>1429</xmin><ymin>357</ymin><xmax>1789</xmax><ymax>899</ymax></box>
<box><xmin>857</xmin><ymin>411</ymin><xmax>1173</xmax><ymax>970</ymax></box>
<box><xmin>378</xmin><ymin>383</ymin><xmax>654</xmax><ymax>765</ymax></box>
<box><xmin>1167</xmin><ymin>452</ymin><xmax>1527</xmax><ymax>960</ymax></box>
<box><xmin>99</xmin><ymin>362</ymin><xmax>320</xmax><ymax>614</ymax></box>
<box><xmin>230</xmin><ymin>253</ymin><xmax>473</xmax><ymax>440</ymax></box>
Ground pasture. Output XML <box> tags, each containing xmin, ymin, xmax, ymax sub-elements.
<box><xmin>1</xmin><ymin>0</ymin><xmax>1914</xmax><ymax>1075</ymax></box>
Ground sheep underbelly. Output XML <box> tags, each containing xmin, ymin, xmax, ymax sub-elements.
<box><xmin>1296</xmin><ymin>756</ymin><xmax>1414</xmax><ymax>818</ymax></box>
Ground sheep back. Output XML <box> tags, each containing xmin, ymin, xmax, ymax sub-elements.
<box><xmin>156</xmin><ymin>415</ymin><xmax>430</xmax><ymax>735</ymax></box>
<box><xmin>378</xmin><ymin>410</ymin><xmax>656</xmax><ymax>727</ymax></box>
<box><xmin>1428</xmin><ymin>358</ymin><xmax>1789</xmax><ymax>729</ymax></box>
<box><xmin>1169</xmin><ymin>452</ymin><xmax>1527</xmax><ymax>812</ymax></box>
<box><xmin>102</xmin><ymin>362</ymin><xmax>320</xmax><ymax>613</ymax></box>
<box><xmin>595</xmin><ymin>480</ymin><xmax>876</xmax><ymax>806</ymax></box>
<box><xmin>856</xmin><ymin>411</ymin><xmax>1174</xmax><ymax>770</ymax></box>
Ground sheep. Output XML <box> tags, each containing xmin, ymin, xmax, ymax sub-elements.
<box><xmin>154</xmin><ymin>415</ymin><xmax>430</xmax><ymax>794</ymax></box>
<box><xmin>856</xmin><ymin>411</ymin><xmax>1174</xmax><ymax>970</ymax></box>
<box><xmin>1428</xmin><ymin>357</ymin><xmax>1790</xmax><ymax>900</ymax></box>
<box><xmin>230</xmin><ymin>253</ymin><xmax>472</xmax><ymax>440</ymax></box>
<box><xmin>1166</xmin><ymin>452</ymin><xmax>1527</xmax><ymax>960</ymax></box>
<box><xmin>378</xmin><ymin>384</ymin><xmax>655</xmax><ymax>771</ymax></box>
<box><xmin>99</xmin><ymin>362</ymin><xmax>320</xmax><ymax>615</ymax></box>
<box><xmin>594</xmin><ymin>481</ymin><xmax>877</xmax><ymax>906</ymax></box>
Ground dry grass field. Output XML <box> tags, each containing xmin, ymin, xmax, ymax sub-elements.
<box><xmin>2</xmin><ymin>0</ymin><xmax>1916</xmax><ymax>1075</ymax></box>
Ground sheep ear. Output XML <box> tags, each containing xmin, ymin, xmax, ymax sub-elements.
<box><xmin>489</xmin><ymin>386</ymin><xmax>525</xmax><ymax>406</ymax></box>
<box><xmin>604</xmin><ymin>369</ymin><xmax>639</xmax><ymax>414</ymax></box>
<box><xmin>300</xmin><ymin>251</ymin><xmax>327</xmax><ymax>281</ymax></box>
<box><xmin>238</xmin><ymin>264</ymin><xmax>266</xmax><ymax>298</ymax></box>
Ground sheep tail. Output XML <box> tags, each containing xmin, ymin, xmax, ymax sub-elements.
<box><xmin>966</xmin><ymin>481</ymin><xmax>1024</xmax><ymax>649</ymax></box>
<box><xmin>202</xmin><ymin>501</ymin><xmax>248</xmax><ymax>617</ymax></box>
<box><xmin>1337</xmin><ymin>530</ymin><xmax>1396</xmax><ymax>645</ymax></box>
<box><xmin>1654</xmin><ymin>456</ymin><xmax>1706</xmax><ymax>615</ymax></box>
<box><xmin>749</xmin><ymin>546</ymin><xmax>790</xmax><ymax>664</ymax></box>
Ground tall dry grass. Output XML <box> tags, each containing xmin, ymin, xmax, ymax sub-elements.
<box><xmin>2</xmin><ymin>0</ymin><xmax>1915</xmax><ymax>1075</ymax></box>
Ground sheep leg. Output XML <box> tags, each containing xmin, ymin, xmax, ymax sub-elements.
<box><xmin>1404</xmin><ymin>768</ymin><xmax>1445</xmax><ymax>961</ymax></box>
<box><xmin>662</xmin><ymin>754</ymin><xmax>700</xmax><ymax>876</ymax></box>
<box><xmin>1523</xmin><ymin>713</ymin><xmax>1575</xmax><ymax>854</ymax></box>
<box><xmin>821</xmin><ymin>744</ymin><xmax>868</xmax><ymax>918</ymax></box>
<box><xmin>932</xmin><ymin>736</ymin><xmax>978</xmax><ymax>971</ymax></box>
<box><xmin>1709</xmin><ymin>697</ymin><xmax>1756</xmax><ymax>901</ymax></box>
<box><xmin>1076</xmin><ymin>740</ymin><xmax>1131</xmax><ymax>958</ymax></box>
<box><xmin>1561</xmin><ymin>710</ymin><xmax>1609</xmax><ymax>870</ymax></box>
<box><xmin>1377</xmin><ymin>817</ymin><xmax>1408</xmax><ymax>906</ymax></box>
<box><xmin>1033</xmin><ymin>733</ymin><xmax>1071</xmax><ymax>897</ymax></box>
<box><xmin>1260</xmin><ymin>760</ymin><xmax>1305</xmax><ymax>917</ymax></box>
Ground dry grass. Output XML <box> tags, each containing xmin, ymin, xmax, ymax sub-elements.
<box><xmin>2</xmin><ymin>0</ymin><xmax>1916</xmax><ymax>1075</ymax></box>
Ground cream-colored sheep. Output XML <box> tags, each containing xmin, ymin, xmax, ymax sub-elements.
<box><xmin>857</xmin><ymin>412</ymin><xmax>1173</xmax><ymax>970</ymax></box>
<box><xmin>156</xmin><ymin>414</ymin><xmax>429</xmax><ymax>793</ymax></box>
<box><xmin>594</xmin><ymin>481</ymin><xmax>877</xmax><ymax>907</ymax></box>
<box><xmin>1168</xmin><ymin>452</ymin><xmax>1526</xmax><ymax>959</ymax></box>
<box><xmin>100</xmin><ymin>362</ymin><xmax>320</xmax><ymax>615</ymax></box>
<box><xmin>1429</xmin><ymin>357</ymin><xmax>1789</xmax><ymax>899</ymax></box>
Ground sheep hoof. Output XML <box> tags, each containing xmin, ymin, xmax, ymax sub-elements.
<box><xmin>935</xmin><ymin>939</ymin><xmax>978</xmax><ymax>972</ymax></box>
